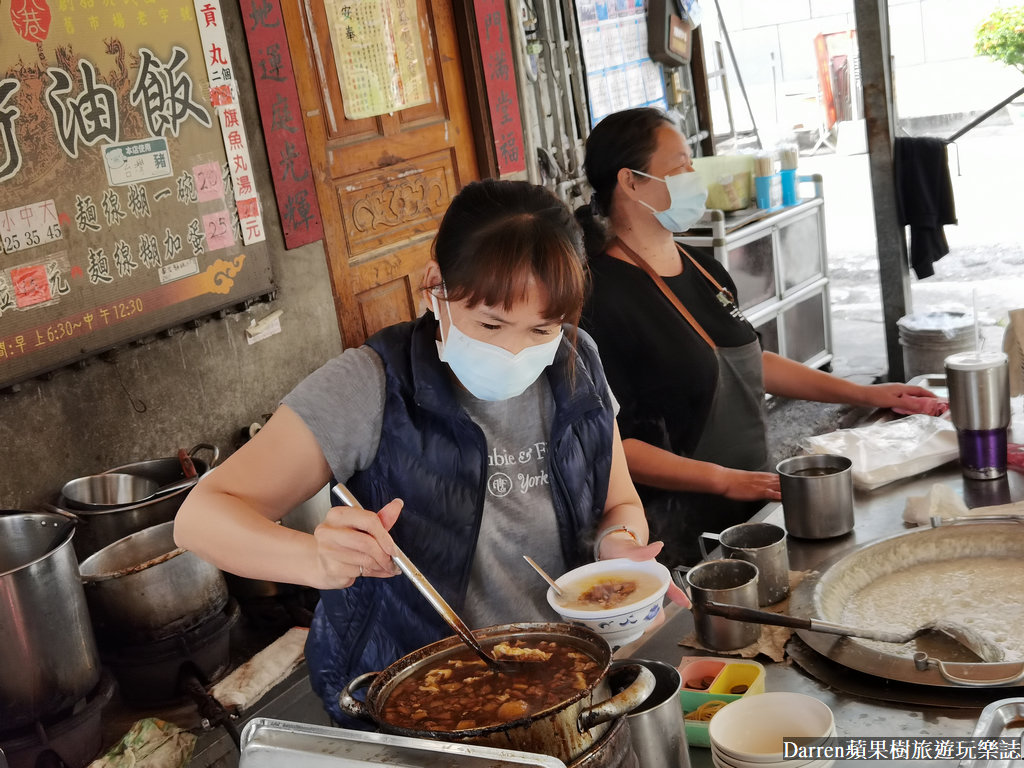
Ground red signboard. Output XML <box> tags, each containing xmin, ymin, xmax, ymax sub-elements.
<box><xmin>241</xmin><ymin>0</ymin><xmax>323</xmax><ymax>249</ymax></box>
<box><xmin>474</xmin><ymin>0</ymin><xmax>526</xmax><ymax>176</ymax></box>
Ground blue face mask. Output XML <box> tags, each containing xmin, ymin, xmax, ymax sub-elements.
<box><xmin>631</xmin><ymin>169</ymin><xmax>708</xmax><ymax>232</ymax></box>
<box><xmin>430</xmin><ymin>293</ymin><xmax>563</xmax><ymax>401</ymax></box>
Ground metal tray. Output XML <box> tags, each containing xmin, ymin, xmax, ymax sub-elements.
<box><xmin>959</xmin><ymin>697</ymin><xmax>1024</xmax><ymax>768</ymax></box>
<box><xmin>239</xmin><ymin>719</ymin><xmax>568</xmax><ymax>768</ymax></box>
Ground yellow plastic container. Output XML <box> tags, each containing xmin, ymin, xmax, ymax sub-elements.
<box><xmin>691</xmin><ymin>155</ymin><xmax>755</xmax><ymax>211</ymax></box>
<box><xmin>677</xmin><ymin>657</ymin><xmax>766</xmax><ymax>748</ymax></box>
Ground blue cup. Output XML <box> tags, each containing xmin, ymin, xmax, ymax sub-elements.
<box><xmin>754</xmin><ymin>175</ymin><xmax>773</xmax><ymax>209</ymax></box>
<box><xmin>780</xmin><ymin>169</ymin><xmax>798</xmax><ymax>206</ymax></box>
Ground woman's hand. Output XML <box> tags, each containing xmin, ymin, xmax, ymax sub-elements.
<box><xmin>710</xmin><ymin>466</ymin><xmax>781</xmax><ymax>501</ymax></box>
<box><xmin>599</xmin><ymin>533</ymin><xmax>690</xmax><ymax>608</ymax></box>
<box><xmin>312</xmin><ymin>498</ymin><xmax>403</xmax><ymax>590</ymax></box>
<box><xmin>862</xmin><ymin>383</ymin><xmax>948</xmax><ymax>416</ymax></box>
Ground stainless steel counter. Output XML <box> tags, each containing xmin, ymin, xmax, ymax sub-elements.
<box><xmin>616</xmin><ymin>412</ymin><xmax>1024</xmax><ymax>767</ymax></box>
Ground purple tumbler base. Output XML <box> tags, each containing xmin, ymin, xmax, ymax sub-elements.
<box><xmin>957</xmin><ymin>428</ymin><xmax>1008</xmax><ymax>479</ymax></box>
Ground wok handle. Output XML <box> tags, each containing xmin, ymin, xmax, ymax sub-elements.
<box><xmin>577</xmin><ymin>664</ymin><xmax>655</xmax><ymax>733</ymax></box>
<box><xmin>699</xmin><ymin>600</ymin><xmax>909</xmax><ymax>643</ymax></box>
<box><xmin>189</xmin><ymin>443</ymin><xmax>221</xmax><ymax>468</ymax></box>
<box><xmin>699</xmin><ymin>600</ymin><xmax>812</xmax><ymax>630</ymax></box>
<box><xmin>337</xmin><ymin>671</ymin><xmax>380</xmax><ymax>720</ymax></box>
<box><xmin>913</xmin><ymin>654</ymin><xmax>1024</xmax><ymax>687</ymax></box>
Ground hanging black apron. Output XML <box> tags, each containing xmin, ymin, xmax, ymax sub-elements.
<box><xmin>613</xmin><ymin>238</ymin><xmax>770</xmax><ymax>567</ymax></box>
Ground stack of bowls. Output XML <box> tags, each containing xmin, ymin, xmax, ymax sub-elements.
<box><xmin>707</xmin><ymin>692</ymin><xmax>837</xmax><ymax>768</ymax></box>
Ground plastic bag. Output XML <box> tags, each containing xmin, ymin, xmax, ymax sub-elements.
<box><xmin>798</xmin><ymin>414</ymin><xmax>958</xmax><ymax>491</ymax></box>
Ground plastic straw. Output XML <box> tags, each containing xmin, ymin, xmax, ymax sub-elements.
<box><xmin>972</xmin><ymin>289</ymin><xmax>980</xmax><ymax>352</ymax></box>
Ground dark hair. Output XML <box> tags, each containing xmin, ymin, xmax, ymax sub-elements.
<box><xmin>574</xmin><ymin>108</ymin><xmax>675</xmax><ymax>257</ymax></box>
<box><xmin>430</xmin><ymin>180</ymin><xmax>587</xmax><ymax>331</ymax></box>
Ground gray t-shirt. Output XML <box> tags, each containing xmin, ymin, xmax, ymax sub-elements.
<box><xmin>281</xmin><ymin>346</ymin><xmax>565</xmax><ymax>627</ymax></box>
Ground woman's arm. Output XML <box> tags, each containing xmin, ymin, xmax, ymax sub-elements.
<box><xmin>599</xmin><ymin>422</ymin><xmax>690</xmax><ymax>606</ymax></box>
<box><xmin>173</xmin><ymin>405</ymin><xmax>399</xmax><ymax>590</ymax></box>
<box><xmin>762</xmin><ymin>351</ymin><xmax>942</xmax><ymax>412</ymax></box>
<box><xmin>621</xmin><ymin>437</ymin><xmax>780</xmax><ymax>502</ymax></box>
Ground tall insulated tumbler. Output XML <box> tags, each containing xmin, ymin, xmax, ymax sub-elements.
<box><xmin>945</xmin><ymin>351</ymin><xmax>1011</xmax><ymax>480</ymax></box>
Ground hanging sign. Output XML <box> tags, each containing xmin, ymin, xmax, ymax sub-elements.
<box><xmin>324</xmin><ymin>0</ymin><xmax>430</xmax><ymax>120</ymax></box>
<box><xmin>241</xmin><ymin>0</ymin><xmax>323</xmax><ymax>249</ymax></box>
<box><xmin>0</xmin><ymin>0</ymin><xmax>274</xmax><ymax>388</ymax></box>
<box><xmin>192</xmin><ymin>0</ymin><xmax>266</xmax><ymax>245</ymax></box>
<box><xmin>474</xmin><ymin>0</ymin><xmax>526</xmax><ymax>175</ymax></box>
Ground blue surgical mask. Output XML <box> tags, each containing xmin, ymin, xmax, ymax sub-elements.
<box><xmin>430</xmin><ymin>293</ymin><xmax>563</xmax><ymax>401</ymax></box>
<box><xmin>631</xmin><ymin>169</ymin><xmax>708</xmax><ymax>232</ymax></box>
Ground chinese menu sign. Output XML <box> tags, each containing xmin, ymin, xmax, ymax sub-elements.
<box><xmin>241</xmin><ymin>0</ymin><xmax>323</xmax><ymax>249</ymax></box>
<box><xmin>575</xmin><ymin>0</ymin><xmax>668</xmax><ymax>127</ymax></box>
<box><xmin>474</xmin><ymin>0</ymin><xmax>526</xmax><ymax>175</ymax></box>
<box><xmin>324</xmin><ymin>0</ymin><xmax>430</xmax><ymax>120</ymax></box>
<box><xmin>0</xmin><ymin>0</ymin><xmax>274</xmax><ymax>389</ymax></box>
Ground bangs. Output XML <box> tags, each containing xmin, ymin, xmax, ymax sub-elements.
<box><xmin>438</xmin><ymin>212</ymin><xmax>586</xmax><ymax>323</ymax></box>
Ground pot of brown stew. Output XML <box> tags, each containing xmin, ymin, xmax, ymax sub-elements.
<box><xmin>338</xmin><ymin>622</ymin><xmax>656</xmax><ymax>763</ymax></box>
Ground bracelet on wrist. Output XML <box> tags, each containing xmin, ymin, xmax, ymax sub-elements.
<box><xmin>593</xmin><ymin>524</ymin><xmax>642</xmax><ymax>561</ymax></box>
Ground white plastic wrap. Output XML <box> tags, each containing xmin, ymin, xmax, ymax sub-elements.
<box><xmin>798</xmin><ymin>414</ymin><xmax>959</xmax><ymax>490</ymax></box>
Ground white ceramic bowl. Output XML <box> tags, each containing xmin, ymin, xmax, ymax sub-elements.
<box><xmin>710</xmin><ymin>728</ymin><xmax>836</xmax><ymax>768</ymax></box>
<box><xmin>545</xmin><ymin>558</ymin><xmax>671</xmax><ymax>649</ymax></box>
<box><xmin>708</xmin><ymin>692</ymin><xmax>835</xmax><ymax>764</ymax></box>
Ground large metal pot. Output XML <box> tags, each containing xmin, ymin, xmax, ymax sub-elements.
<box><xmin>790</xmin><ymin>520</ymin><xmax>1024</xmax><ymax>688</ymax></box>
<box><xmin>56</xmin><ymin>443</ymin><xmax>219</xmax><ymax>561</ymax></box>
<box><xmin>0</xmin><ymin>511</ymin><xmax>101</xmax><ymax>729</ymax></box>
<box><xmin>78</xmin><ymin>520</ymin><xmax>229</xmax><ymax>643</ymax></box>
<box><xmin>339</xmin><ymin>622</ymin><xmax>656</xmax><ymax>764</ymax></box>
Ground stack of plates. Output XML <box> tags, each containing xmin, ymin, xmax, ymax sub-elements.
<box><xmin>707</xmin><ymin>692</ymin><xmax>837</xmax><ymax>768</ymax></box>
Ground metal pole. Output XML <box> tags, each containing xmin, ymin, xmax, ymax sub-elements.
<box><xmin>853</xmin><ymin>0</ymin><xmax>909</xmax><ymax>382</ymax></box>
<box><xmin>712</xmin><ymin>0</ymin><xmax>761</xmax><ymax>149</ymax></box>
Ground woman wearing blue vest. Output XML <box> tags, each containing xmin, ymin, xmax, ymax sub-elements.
<box><xmin>174</xmin><ymin>179</ymin><xmax>671</xmax><ymax>724</ymax></box>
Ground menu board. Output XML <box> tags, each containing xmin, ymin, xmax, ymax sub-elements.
<box><xmin>325</xmin><ymin>0</ymin><xmax>430</xmax><ymax>120</ymax></box>
<box><xmin>575</xmin><ymin>0</ymin><xmax>669</xmax><ymax>127</ymax></box>
<box><xmin>0</xmin><ymin>0</ymin><xmax>274</xmax><ymax>389</ymax></box>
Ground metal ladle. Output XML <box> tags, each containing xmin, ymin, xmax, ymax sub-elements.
<box><xmin>330</xmin><ymin>482</ymin><xmax>535</xmax><ymax>674</ymax></box>
<box><xmin>697</xmin><ymin>599</ymin><xmax>1005</xmax><ymax>663</ymax></box>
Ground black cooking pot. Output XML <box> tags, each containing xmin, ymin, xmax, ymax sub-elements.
<box><xmin>338</xmin><ymin>622</ymin><xmax>655</xmax><ymax>764</ymax></box>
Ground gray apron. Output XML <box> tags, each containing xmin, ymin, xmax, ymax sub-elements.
<box><xmin>642</xmin><ymin>338</ymin><xmax>770</xmax><ymax>568</ymax></box>
<box><xmin>610</xmin><ymin>237</ymin><xmax>770</xmax><ymax>567</ymax></box>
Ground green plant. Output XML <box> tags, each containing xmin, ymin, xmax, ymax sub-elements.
<box><xmin>975</xmin><ymin>5</ymin><xmax>1024</xmax><ymax>74</ymax></box>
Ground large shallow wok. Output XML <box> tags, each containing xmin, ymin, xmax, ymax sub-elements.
<box><xmin>789</xmin><ymin>520</ymin><xmax>1024</xmax><ymax>688</ymax></box>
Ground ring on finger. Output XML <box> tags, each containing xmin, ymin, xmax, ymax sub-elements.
<box><xmin>359</xmin><ymin>565</ymin><xmax>364</xmax><ymax>577</ymax></box>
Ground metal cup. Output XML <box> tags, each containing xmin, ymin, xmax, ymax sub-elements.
<box><xmin>683</xmin><ymin>559</ymin><xmax>761</xmax><ymax>651</ymax></box>
<box><xmin>700</xmin><ymin>522</ymin><xmax>790</xmax><ymax>605</ymax></box>
<box><xmin>777</xmin><ymin>454</ymin><xmax>855</xmax><ymax>539</ymax></box>
<box><xmin>609</xmin><ymin>659</ymin><xmax>692</xmax><ymax>768</ymax></box>
<box><xmin>945</xmin><ymin>351</ymin><xmax>1011</xmax><ymax>479</ymax></box>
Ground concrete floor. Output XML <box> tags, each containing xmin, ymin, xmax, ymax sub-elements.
<box><xmin>765</xmin><ymin>117</ymin><xmax>1024</xmax><ymax>461</ymax></box>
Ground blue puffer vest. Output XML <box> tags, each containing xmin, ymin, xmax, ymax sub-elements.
<box><xmin>305</xmin><ymin>314</ymin><xmax>615</xmax><ymax>724</ymax></box>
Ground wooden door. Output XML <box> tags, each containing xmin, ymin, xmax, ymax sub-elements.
<box><xmin>283</xmin><ymin>0</ymin><xmax>481</xmax><ymax>349</ymax></box>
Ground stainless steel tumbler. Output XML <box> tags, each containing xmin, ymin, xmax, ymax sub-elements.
<box><xmin>945</xmin><ymin>351</ymin><xmax>1011</xmax><ymax>480</ymax></box>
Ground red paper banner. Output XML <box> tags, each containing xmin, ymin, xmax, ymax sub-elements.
<box><xmin>241</xmin><ymin>0</ymin><xmax>323</xmax><ymax>249</ymax></box>
<box><xmin>474</xmin><ymin>0</ymin><xmax>526</xmax><ymax>176</ymax></box>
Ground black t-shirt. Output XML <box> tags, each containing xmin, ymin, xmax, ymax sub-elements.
<box><xmin>581</xmin><ymin>245</ymin><xmax>757</xmax><ymax>457</ymax></box>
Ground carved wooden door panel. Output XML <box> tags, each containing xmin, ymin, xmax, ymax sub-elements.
<box><xmin>283</xmin><ymin>0</ymin><xmax>480</xmax><ymax>349</ymax></box>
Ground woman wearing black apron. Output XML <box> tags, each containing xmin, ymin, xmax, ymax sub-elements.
<box><xmin>576</xmin><ymin>108</ymin><xmax>942</xmax><ymax>567</ymax></box>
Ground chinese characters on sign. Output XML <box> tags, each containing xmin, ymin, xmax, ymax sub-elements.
<box><xmin>325</xmin><ymin>0</ymin><xmax>430</xmax><ymax>120</ymax></box>
<box><xmin>241</xmin><ymin>0</ymin><xmax>323</xmax><ymax>249</ymax></box>
<box><xmin>474</xmin><ymin>0</ymin><xmax>526</xmax><ymax>175</ymax></box>
<box><xmin>0</xmin><ymin>0</ymin><xmax>274</xmax><ymax>388</ymax></box>
<box><xmin>192</xmin><ymin>0</ymin><xmax>266</xmax><ymax>246</ymax></box>
<box><xmin>574</xmin><ymin>0</ymin><xmax>667</xmax><ymax>127</ymax></box>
